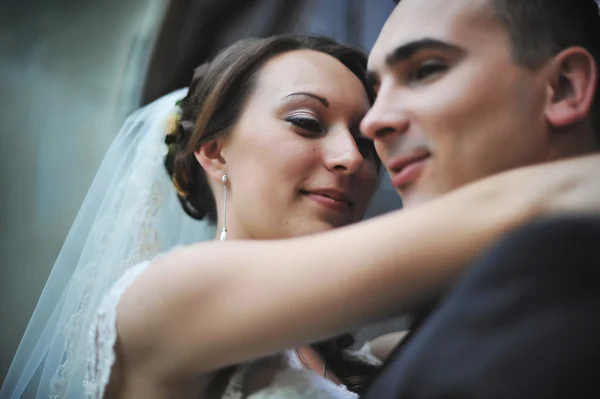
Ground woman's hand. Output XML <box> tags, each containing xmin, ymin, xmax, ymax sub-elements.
<box><xmin>536</xmin><ymin>154</ymin><xmax>600</xmax><ymax>215</ymax></box>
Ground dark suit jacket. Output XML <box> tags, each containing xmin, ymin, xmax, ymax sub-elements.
<box><xmin>364</xmin><ymin>216</ymin><xmax>600</xmax><ymax>399</ymax></box>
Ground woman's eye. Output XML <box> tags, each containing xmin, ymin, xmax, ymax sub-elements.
<box><xmin>412</xmin><ymin>62</ymin><xmax>448</xmax><ymax>81</ymax></box>
<box><xmin>286</xmin><ymin>116</ymin><xmax>323</xmax><ymax>134</ymax></box>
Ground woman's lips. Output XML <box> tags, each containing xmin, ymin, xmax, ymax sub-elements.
<box><xmin>300</xmin><ymin>189</ymin><xmax>352</xmax><ymax>212</ymax></box>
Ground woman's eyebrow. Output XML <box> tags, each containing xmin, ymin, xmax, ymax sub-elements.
<box><xmin>282</xmin><ymin>92</ymin><xmax>329</xmax><ymax>107</ymax></box>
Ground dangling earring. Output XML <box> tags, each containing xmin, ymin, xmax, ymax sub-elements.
<box><xmin>220</xmin><ymin>174</ymin><xmax>228</xmax><ymax>241</ymax></box>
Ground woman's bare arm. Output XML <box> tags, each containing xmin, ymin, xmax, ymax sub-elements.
<box><xmin>116</xmin><ymin>154</ymin><xmax>600</xmax><ymax>381</ymax></box>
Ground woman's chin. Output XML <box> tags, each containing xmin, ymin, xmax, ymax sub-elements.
<box><xmin>298</xmin><ymin>217</ymin><xmax>357</xmax><ymax>236</ymax></box>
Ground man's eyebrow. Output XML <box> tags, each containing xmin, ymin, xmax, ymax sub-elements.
<box><xmin>385</xmin><ymin>38</ymin><xmax>464</xmax><ymax>66</ymax></box>
<box><xmin>282</xmin><ymin>92</ymin><xmax>329</xmax><ymax>107</ymax></box>
<box><xmin>366</xmin><ymin>38</ymin><xmax>463</xmax><ymax>87</ymax></box>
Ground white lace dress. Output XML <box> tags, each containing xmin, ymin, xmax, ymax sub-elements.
<box><xmin>84</xmin><ymin>261</ymin><xmax>381</xmax><ymax>399</ymax></box>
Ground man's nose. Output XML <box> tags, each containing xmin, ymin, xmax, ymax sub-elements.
<box><xmin>360</xmin><ymin>89</ymin><xmax>409</xmax><ymax>142</ymax></box>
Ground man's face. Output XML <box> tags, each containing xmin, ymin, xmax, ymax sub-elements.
<box><xmin>362</xmin><ymin>0</ymin><xmax>550</xmax><ymax>207</ymax></box>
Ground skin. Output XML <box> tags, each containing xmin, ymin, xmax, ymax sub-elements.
<box><xmin>197</xmin><ymin>49</ymin><xmax>379</xmax><ymax>240</ymax></box>
<box><xmin>369</xmin><ymin>331</ymin><xmax>409</xmax><ymax>361</ymax></box>
<box><xmin>107</xmin><ymin>49</ymin><xmax>379</xmax><ymax>397</ymax></box>
<box><xmin>361</xmin><ymin>0</ymin><xmax>598</xmax><ymax>207</ymax></box>
<box><xmin>115</xmin><ymin>154</ymin><xmax>600</xmax><ymax>399</ymax></box>
<box><xmin>362</xmin><ymin>0</ymin><xmax>599</xmax><ymax>359</ymax></box>
<box><xmin>105</xmin><ymin>5</ymin><xmax>600</xmax><ymax>396</ymax></box>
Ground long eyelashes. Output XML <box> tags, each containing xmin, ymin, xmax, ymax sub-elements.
<box><xmin>286</xmin><ymin>115</ymin><xmax>377</xmax><ymax>161</ymax></box>
<box><xmin>285</xmin><ymin>115</ymin><xmax>323</xmax><ymax>134</ymax></box>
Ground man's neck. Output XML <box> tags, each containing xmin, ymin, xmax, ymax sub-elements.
<box><xmin>546</xmin><ymin>123</ymin><xmax>599</xmax><ymax>161</ymax></box>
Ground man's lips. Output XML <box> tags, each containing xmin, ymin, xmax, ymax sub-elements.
<box><xmin>300</xmin><ymin>189</ymin><xmax>353</xmax><ymax>212</ymax></box>
<box><xmin>387</xmin><ymin>151</ymin><xmax>431</xmax><ymax>189</ymax></box>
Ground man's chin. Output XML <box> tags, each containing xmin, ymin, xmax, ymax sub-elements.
<box><xmin>398</xmin><ymin>188</ymin><xmax>437</xmax><ymax>209</ymax></box>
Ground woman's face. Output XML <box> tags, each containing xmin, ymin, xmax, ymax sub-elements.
<box><xmin>220</xmin><ymin>49</ymin><xmax>378</xmax><ymax>239</ymax></box>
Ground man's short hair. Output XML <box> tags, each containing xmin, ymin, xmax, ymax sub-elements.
<box><xmin>490</xmin><ymin>0</ymin><xmax>600</xmax><ymax>137</ymax></box>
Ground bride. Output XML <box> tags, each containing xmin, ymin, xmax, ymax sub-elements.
<box><xmin>3</xmin><ymin>34</ymin><xmax>600</xmax><ymax>399</ymax></box>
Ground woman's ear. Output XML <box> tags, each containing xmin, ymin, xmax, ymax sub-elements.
<box><xmin>194</xmin><ymin>138</ymin><xmax>227</xmax><ymax>182</ymax></box>
<box><xmin>544</xmin><ymin>46</ymin><xmax>597</xmax><ymax>129</ymax></box>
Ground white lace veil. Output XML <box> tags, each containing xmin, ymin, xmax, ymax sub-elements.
<box><xmin>0</xmin><ymin>88</ymin><xmax>215</xmax><ymax>399</ymax></box>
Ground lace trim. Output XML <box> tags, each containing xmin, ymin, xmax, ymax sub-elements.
<box><xmin>50</xmin><ymin>108</ymin><xmax>167</xmax><ymax>398</ymax></box>
<box><xmin>247</xmin><ymin>368</ymin><xmax>358</xmax><ymax>399</ymax></box>
<box><xmin>84</xmin><ymin>260</ymin><xmax>153</xmax><ymax>398</ymax></box>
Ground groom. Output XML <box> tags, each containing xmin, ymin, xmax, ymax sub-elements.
<box><xmin>361</xmin><ymin>0</ymin><xmax>600</xmax><ymax>397</ymax></box>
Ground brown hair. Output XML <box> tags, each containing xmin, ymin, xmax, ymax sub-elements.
<box><xmin>163</xmin><ymin>34</ymin><xmax>378</xmax><ymax>394</ymax></box>
<box><xmin>164</xmin><ymin>34</ymin><xmax>375</xmax><ymax>224</ymax></box>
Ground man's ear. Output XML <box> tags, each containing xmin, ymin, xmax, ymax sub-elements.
<box><xmin>544</xmin><ymin>46</ymin><xmax>597</xmax><ymax>128</ymax></box>
<box><xmin>194</xmin><ymin>138</ymin><xmax>227</xmax><ymax>182</ymax></box>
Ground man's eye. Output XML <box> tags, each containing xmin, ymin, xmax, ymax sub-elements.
<box><xmin>413</xmin><ymin>62</ymin><xmax>448</xmax><ymax>81</ymax></box>
<box><xmin>286</xmin><ymin>116</ymin><xmax>323</xmax><ymax>134</ymax></box>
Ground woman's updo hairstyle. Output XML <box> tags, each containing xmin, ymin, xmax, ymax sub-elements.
<box><xmin>164</xmin><ymin>34</ymin><xmax>374</xmax><ymax>224</ymax></box>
